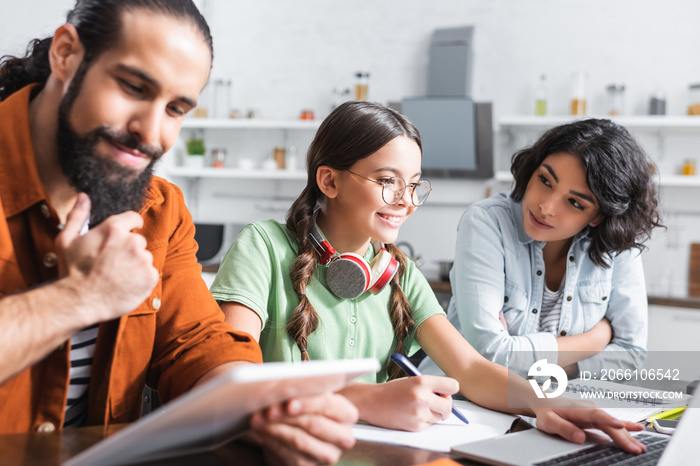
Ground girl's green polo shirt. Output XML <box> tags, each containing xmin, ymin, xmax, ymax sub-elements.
<box><xmin>210</xmin><ymin>219</ymin><xmax>445</xmax><ymax>383</ymax></box>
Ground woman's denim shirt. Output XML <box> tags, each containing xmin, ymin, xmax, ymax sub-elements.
<box><xmin>420</xmin><ymin>192</ymin><xmax>648</xmax><ymax>378</ymax></box>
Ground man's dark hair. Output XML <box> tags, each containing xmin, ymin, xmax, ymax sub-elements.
<box><xmin>510</xmin><ymin>118</ymin><xmax>663</xmax><ymax>267</ymax></box>
<box><xmin>0</xmin><ymin>0</ymin><xmax>212</xmax><ymax>101</ymax></box>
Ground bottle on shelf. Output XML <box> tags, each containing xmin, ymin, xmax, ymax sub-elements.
<box><xmin>534</xmin><ymin>74</ymin><xmax>548</xmax><ymax>116</ymax></box>
<box><xmin>355</xmin><ymin>72</ymin><xmax>369</xmax><ymax>101</ymax></box>
<box><xmin>688</xmin><ymin>83</ymin><xmax>700</xmax><ymax>115</ymax></box>
<box><xmin>285</xmin><ymin>145</ymin><xmax>298</xmax><ymax>171</ymax></box>
<box><xmin>212</xmin><ymin>78</ymin><xmax>232</xmax><ymax>119</ymax></box>
<box><xmin>570</xmin><ymin>71</ymin><xmax>587</xmax><ymax>116</ymax></box>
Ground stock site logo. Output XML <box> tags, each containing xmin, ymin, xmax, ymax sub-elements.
<box><xmin>528</xmin><ymin>359</ymin><xmax>568</xmax><ymax>398</ymax></box>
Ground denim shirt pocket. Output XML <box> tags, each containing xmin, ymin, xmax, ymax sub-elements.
<box><xmin>502</xmin><ymin>280</ymin><xmax>529</xmax><ymax>332</ymax></box>
<box><xmin>577</xmin><ymin>281</ymin><xmax>612</xmax><ymax>328</ymax></box>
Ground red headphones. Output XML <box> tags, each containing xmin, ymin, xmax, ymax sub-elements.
<box><xmin>308</xmin><ymin>216</ymin><xmax>398</xmax><ymax>300</ymax></box>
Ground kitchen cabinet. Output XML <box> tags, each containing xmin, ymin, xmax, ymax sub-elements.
<box><xmin>648</xmin><ymin>304</ymin><xmax>700</xmax><ymax>352</ymax></box>
<box><xmin>647</xmin><ymin>304</ymin><xmax>700</xmax><ymax>381</ymax></box>
<box><xmin>497</xmin><ymin>115</ymin><xmax>700</xmax><ymax>187</ymax></box>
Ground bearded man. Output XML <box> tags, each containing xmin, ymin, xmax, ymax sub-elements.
<box><xmin>0</xmin><ymin>1</ymin><xmax>356</xmax><ymax>464</ymax></box>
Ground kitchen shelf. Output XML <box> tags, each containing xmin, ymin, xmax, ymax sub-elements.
<box><xmin>181</xmin><ymin>118</ymin><xmax>321</xmax><ymax>130</ymax></box>
<box><xmin>494</xmin><ymin>171</ymin><xmax>513</xmax><ymax>183</ymax></box>
<box><xmin>168</xmin><ymin>167</ymin><xmax>307</xmax><ymax>180</ymax></box>
<box><xmin>656</xmin><ymin>175</ymin><xmax>700</xmax><ymax>187</ymax></box>
<box><xmin>499</xmin><ymin>115</ymin><xmax>700</xmax><ymax>131</ymax></box>
<box><xmin>497</xmin><ymin>115</ymin><xmax>700</xmax><ymax>188</ymax></box>
<box><xmin>494</xmin><ymin>170</ymin><xmax>700</xmax><ymax>187</ymax></box>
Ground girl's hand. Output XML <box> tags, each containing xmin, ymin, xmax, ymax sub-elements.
<box><xmin>532</xmin><ymin>403</ymin><xmax>646</xmax><ymax>455</ymax></box>
<box><xmin>339</xmin><ymin>376</ymin><xmax>460</xmax><ymax>431</ymax></box>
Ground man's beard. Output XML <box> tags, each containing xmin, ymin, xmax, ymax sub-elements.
<box><xmin>55</xmin><ymin>70</ymin><xmax>163</xmax><ymax>227</ymax></box>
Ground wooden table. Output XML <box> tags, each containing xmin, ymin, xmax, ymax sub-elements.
<box><xmin>0</xmin><ymin>424</ymin><xmax>459</xmax><ymax>466</ymax></box>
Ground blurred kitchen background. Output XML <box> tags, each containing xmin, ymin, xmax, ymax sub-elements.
<box><xmin>4</xmin><ymin>1</ymin><xmax>700</xmax><ymax>348</ymax></box>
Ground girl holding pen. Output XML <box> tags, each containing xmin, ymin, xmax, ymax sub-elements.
<box><xmin>210</xmin><ymin>101</ymin><xmax>645</xmax><ymax>453</ymax></box>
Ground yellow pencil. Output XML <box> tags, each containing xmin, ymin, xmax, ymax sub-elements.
<box><xmin>646</xmin><ymin>405</ymin><xmax>687</xmax><ymax>422</ymax></box>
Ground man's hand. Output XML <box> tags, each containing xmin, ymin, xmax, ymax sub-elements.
<box><xmin>248</xmin><ymin>392</ymin><xmax>358</xmax><ymax>466</ymax></box>
<box><xmin>55</xmin><ymin>193</ymin><xmax>159</xmax><ymax>324</ymax></box>
<box><xmin>533</xmin><ymin>402</ymin><xmax>646</xmax><ymax>455</ymax></box>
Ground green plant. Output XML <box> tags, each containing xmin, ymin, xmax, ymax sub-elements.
<box><xmin>186</xmin><ymin>138</ymin><xmax>206</xmax><ymax>156</ymax></box>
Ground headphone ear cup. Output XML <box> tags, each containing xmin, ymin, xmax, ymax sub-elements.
<box><xmin>326</xmin><ymin>253</ymin><xmax>371</xmax><ymax>299</ymax></box>
<box><xmin>368</xmin><ymin>249</ymin><xmax>399</xmax><ymax>294</ymax></box>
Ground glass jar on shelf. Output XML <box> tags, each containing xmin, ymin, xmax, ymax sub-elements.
<box><xmin>649</xmin><ymin>91</ymin><xmax>666</xmax><ymax>115</ymax></box>
<box><xmin>273</xmin><ymin>146</ymin><xmax>286</xmax><ymax>170</ymax></box>
<box><xmin>682</xmin><ymin>159</ymin><xmax>697</xmax><ymax>176</ymax></box>
<box><xmin>606</xmin><ymin>83</ymin><xmax>625</xmax><ymax>116</ymax></box>
<box><xmin>299</xmin><ymin>109</ymin><xmax>315</xmax><ymax>121</ymax></box>
<box><xmin>212</xmin><ymin>148</ymin><xmax>226</xmax><ymax>168</ymax></box>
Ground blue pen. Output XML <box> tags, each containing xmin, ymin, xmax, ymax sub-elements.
<box><xmin>390</xmin><ymin>353</ymin><xmax>469</xmax><ymax>425</ymax></box>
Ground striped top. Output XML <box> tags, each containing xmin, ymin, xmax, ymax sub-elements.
<box><xmin>538</xmin><ymin>281</ymin><xmax>564</xmax><ymax>335</ymax></box>
<box><xmin>63</xmin><ymin>323</ymin><xmax>98</xmax><ymax>428</ymax></box>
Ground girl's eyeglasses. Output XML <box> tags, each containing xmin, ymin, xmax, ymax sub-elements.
<box><xmin>345</xmin><ymin>169</ymin><xmax>432</xmax><ymax>206</ymax></box>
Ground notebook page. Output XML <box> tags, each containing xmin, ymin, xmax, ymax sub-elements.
<box><xmin>351</xmin><ymin>400</ymin><xmax>517</xmax><ymax>453</ymax></box>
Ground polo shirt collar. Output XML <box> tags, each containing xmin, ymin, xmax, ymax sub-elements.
<box><xmin>314</xmin><ymin>222</ymin><xmax>375</xmax><ymax>262</ymax></box>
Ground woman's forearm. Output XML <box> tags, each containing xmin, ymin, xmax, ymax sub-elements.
<box><xmin>556</xmin><ymin>318</ymin><xmax>612</xmax><ymax>366</ymax></box>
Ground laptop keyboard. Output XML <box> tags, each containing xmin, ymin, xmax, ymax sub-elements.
<box><xmin>533</xmin><ymin>432</ymin><xmax>669</xmax><ymax>466</ymax></box>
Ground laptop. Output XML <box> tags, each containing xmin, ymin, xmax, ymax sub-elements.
<box><xmin>451</xmin><ymin>386</ymin><xmax>698</xmax><ymax>466</ymax></box>
<box><xmin>65</xmin><ymin>358</ymin><xmax>380</xmax><ymax>466</ymax></box>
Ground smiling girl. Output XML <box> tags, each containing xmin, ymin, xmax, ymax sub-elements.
<box><xmin>419</xmin><ymin>118</ymin><xmax>662</xmax><ymax>380</ymax></box>
<box><xmin>210</xmin><ymin>105</ymin><xmax>646</xmax><ymax>453</ymax></box>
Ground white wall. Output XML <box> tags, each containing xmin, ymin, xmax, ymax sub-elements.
<box><xmin>4</xmin><ymin>0</ymin><xmax>700</xmax><ymax>293</ymax></box>
<box><xmin>196</xmin><ymin>0</ymin><xmax>700</xmax><ymax>119</ymax></box>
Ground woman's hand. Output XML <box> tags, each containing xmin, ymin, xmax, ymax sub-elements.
<box><xmin>533</xmin><ymin>401</ymin><xmax>646</xmax><ymax>455</ymax></box>
<box><xmin>339</xmin><ymin>376</ymin><xmax>460</xmax><ymax>431</ymax></box>
<box><xmin>247</xmin><ymin>392</ymin><xmax>358</xmax><ymax>466</ymax></box>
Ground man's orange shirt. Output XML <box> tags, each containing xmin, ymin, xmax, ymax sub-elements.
<box><xmin>0</xmin><ymin>86</ymin><xmax>262</xmax><ymax>434</ymax></box>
